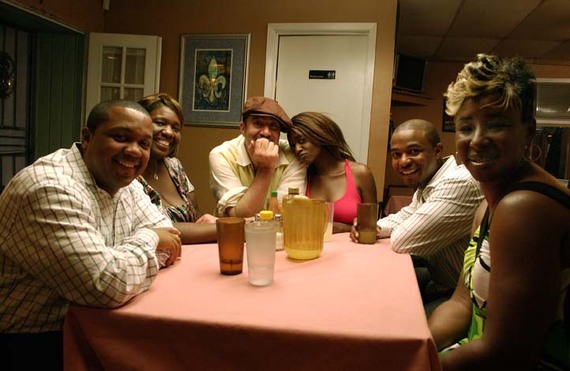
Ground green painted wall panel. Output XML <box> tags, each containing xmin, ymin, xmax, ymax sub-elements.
<box><xmin>49</xmin><ymin>34</ymin><xmax>64</xmax><ymax>152</ymax></box>
<box><xmin>34</xmin><ymin>33</ymin><xmax>85</xmax><ymax>160</ymax></box>
<box><xmin>34</xmin><ymin>33</ymin><xmax>53</xmax><ymax>158</ymax></box>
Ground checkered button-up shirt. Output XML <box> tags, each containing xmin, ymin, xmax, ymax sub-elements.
<box><xmin>0</xmin><ymin>144</ymin><xmax>172</xmax><ymax>333</ymax></box>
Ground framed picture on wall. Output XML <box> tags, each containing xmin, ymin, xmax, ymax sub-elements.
<box><xmin>179</xmin><ymin>34</ymin><xmax>250</xmax><ymax>127</ymax></box>
<box><xmin>442</xmin><ymin>98</ymin><xmax>455</xmax><ymax>132</ymax></box>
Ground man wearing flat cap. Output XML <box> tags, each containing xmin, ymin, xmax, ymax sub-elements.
<box><xmin>209</xmin><ymin>96</ymin><xmax>306</xmax><ymax>217</ymax></box>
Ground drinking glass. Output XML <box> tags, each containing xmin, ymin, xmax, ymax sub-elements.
<box><xmin>323</xmin><ymin>201</ymin><xmax>334</xmax><ymax>242</ymax></box>
<box><xmin>245</xmin><ymin>221</ymin><xmax>276</xmax><ymax>286</ymax></box>
<box><xmin>216</xmin><ymin>217</ymin><xmax>245</xmax><ymax>275</ymax></box>
<box><xmin>357</xmin><ymin>203</ymin><xmax>378</xmax><ymax>244</ymax></box>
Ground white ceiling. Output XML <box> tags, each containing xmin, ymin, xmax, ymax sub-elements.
<box><xmin>396</xmin><ymin>0</ymin><xmax>570</xmax><ymax>65</ymax></box>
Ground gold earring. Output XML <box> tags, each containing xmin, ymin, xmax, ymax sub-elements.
<box><xmin>523</xmin><ymin>144</ymin><xmax>541</xmax><ymax>162</ymax></box>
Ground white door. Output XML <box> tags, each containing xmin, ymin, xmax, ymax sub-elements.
<box><xmin>265</xmin><ymin>23</ymin><xmax>376</xmax><ymax>163</ymax></box>
<box><xmin>85</xmin><ymin>33</ymin><xmax>162</xmax><ymax>117</ymax></box>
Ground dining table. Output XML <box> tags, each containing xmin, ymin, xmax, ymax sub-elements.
<box><xmin>63</xmin><ymin>232</ymin><xmax>441</xmax><ymax>371</ymax></box>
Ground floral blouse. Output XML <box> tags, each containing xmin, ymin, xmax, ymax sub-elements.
<box><xmin>137</xmin><ymin>157</ymin><xmax>199</xmax><ymax>223</ymax></box>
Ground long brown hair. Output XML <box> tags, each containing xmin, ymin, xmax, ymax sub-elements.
<box><xmin>289</xmin><ymin>112</ymin><xmax>355</xmax><ymax>161</ymax></box>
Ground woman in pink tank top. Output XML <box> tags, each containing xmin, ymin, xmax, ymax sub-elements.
<box><xmin>288</xmin><ymin>112</ymin><xmax>377</xmax><ymax>233</ymax></box>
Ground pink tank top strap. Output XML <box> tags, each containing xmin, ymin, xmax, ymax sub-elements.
<box><xmin>333</xmin><ymin>160</ymin><xmax>362</xmax><ymax>224</ymax></box>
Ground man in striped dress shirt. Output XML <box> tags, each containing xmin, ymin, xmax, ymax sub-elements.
<box><xmin>352</xmin><ymin>119</ymin><xmax>483</xmax><ymax>305</ymax></box>
<box><xmin>0</xmin><ymin>100</ymin><xmax>182</xmax><ymax>371</ymax></box>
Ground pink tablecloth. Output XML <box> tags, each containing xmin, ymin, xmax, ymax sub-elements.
<box><xmin>64</xmin><ymin>233</ymin><xmax>440</xmax><ymax>371</ymax></box>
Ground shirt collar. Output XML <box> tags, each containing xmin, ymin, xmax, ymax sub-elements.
<box><xmin>70</xmin><ymin>143</ymin><xmax>124</xmax><ymax>199</ymax></box>
<box><xmin>425</xmin><ymin>155</ymin><xmax>457</xmax><ymax>189</ymax></box>
<box><xmin>236</xmin><ymin>135</ymin><xmax>252</xmax><ymax>167</ymax></box>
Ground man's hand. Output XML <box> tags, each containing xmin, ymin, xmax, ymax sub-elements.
<box><xmin>151</xmin><ymin>227</ymin><xmax>182</xmax><ymax>267</ymax></box>
<box><xmin>349</xmin><ymin>217</ymin><xmax>360</xmax><ymax>242</ymax></box>
<box><xmin>247</xmin><ymin>137</ymin><xmax>279</xmax><ymax>170</ymax></box>
<box><xmin>195</xmin><ymin>214</ymin><xmax>217</xmax><ymax>224</ymax></box>
<box><xmin>350</xmin><ymin>218</ymin><xmax>380</xmax><ymax>243</ymax></box>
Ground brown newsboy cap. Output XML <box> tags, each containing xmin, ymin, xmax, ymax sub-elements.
<box><xmin>242</xmin><ymin>96</ymin><xmax>292</xmax><ymax>132</ymax></box>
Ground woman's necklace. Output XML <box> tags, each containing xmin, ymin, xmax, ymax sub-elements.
<box><xmin>149</xmin><ymin>161</ymin><xmax>160</xmax><ymax>180</ymax></box>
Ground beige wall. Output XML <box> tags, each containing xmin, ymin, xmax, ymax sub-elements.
<box><xmin>100</xmin><ymin>0</ymin><xmax>398</xmax><ymax>214</ymax></box>
<box><xmin>7</xmin><ymin>0</ymin><xmax>104</xmax><ymax>32</ymax></box>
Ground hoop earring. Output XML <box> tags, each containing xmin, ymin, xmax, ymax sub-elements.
<box><xmin>524</xmin><ymin>144</ymin><xmax>542</xmax><ymax>163</ymax></box>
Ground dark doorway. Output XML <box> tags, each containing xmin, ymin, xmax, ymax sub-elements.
<box><xmin>0</xmin><ymin>2</ymin><xmax>86</xmax><ymax>192</ymax></box>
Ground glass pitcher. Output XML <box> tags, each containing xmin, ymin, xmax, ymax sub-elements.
<box><xmin>282</xmin><ymin>196</ymin><xmax>327</xmax><ymax>260</ymax></box>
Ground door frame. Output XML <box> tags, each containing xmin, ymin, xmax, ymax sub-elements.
<box><xmin>264</xmin><ymin>23</ymin><xmax>377</xmax><ymax>162</ymax></box>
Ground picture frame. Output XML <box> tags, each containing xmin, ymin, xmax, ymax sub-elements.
<box><xmin>179</xmin><ymin>34</ymin><xmax>250</xmax><ymax>127</ymax></box>
<box><xmin>442</xmin><ymin>98</ymin><xmax>455</xmax><ymax>132</ymax></box>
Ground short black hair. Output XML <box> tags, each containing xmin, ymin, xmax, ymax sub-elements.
<box><xmin>393</xmin><ymin>119</ymin><xmax>441</xmax><ymax>148</ymax></box>
<box><xmin>86</xmin><ymin>100</ymin><xmax>150</xmax><ymax>132</ymax></box>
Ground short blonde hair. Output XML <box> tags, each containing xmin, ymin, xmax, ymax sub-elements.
<box><xmin>445</xmin><ymin>54</ymin><xmax>536</xmax><ymax>125</ymax></box>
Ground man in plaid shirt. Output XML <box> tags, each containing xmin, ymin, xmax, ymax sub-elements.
<box><xmin>0</xmin><ymin>100</ymin><xmax>182</xmax><ymax>370</ymax></box>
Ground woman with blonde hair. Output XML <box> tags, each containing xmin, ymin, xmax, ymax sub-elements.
<box><xmin>288</xmin><ymin>112</ymin><xmax>377</xmax><ymax>233</ymax></box>
<box><xmin>138</xmin><ymin>93</ymin><xmax>217</xmax><ymax>244</ymax></box>
<box><xmin>428</xmin><ymin>54</ymin><xmax>570</xmax><ymax>369</ymax></box>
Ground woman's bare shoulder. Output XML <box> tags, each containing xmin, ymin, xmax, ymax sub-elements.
<box><xmin>348</xmin><ymin>161</ymin><xmax>377</xmax><ymax>202</ymax></box>
<box><xmin>495</xmin><ymin>179</ymin><xmax>570</xmax><ymax>234</ymax></box>
<box><xmin>348</xmin><ymin>161</ymin><xmax>377</xmax><ymax>186</ymax></box>
<box><xmin>348</xmin><ymin>161</ymin><xmax>372</xmax><ymax>176</ymax></box>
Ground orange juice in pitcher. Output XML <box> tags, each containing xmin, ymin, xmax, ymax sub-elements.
<box><xmin>282</xmin><ymin>196</ymin><xmax>327</xmax><ymax>260</ymax></box>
